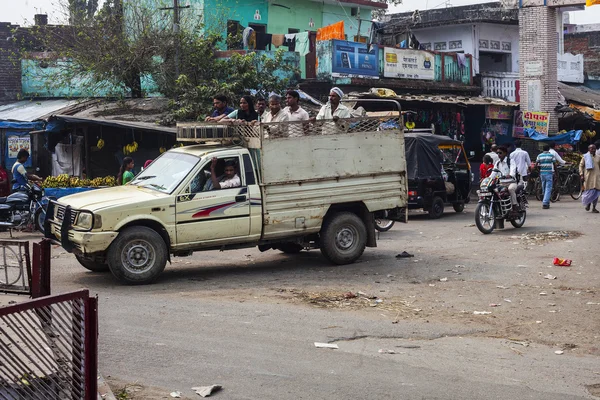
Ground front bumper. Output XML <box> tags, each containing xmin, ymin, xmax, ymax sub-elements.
<box><xmin>45</xmin><ymin>203</ymin><xmax>117</xmax><ymax>255</ymax></box>
<box><xmin>48</xmin><ymin>221</ymin><xmax>118</xmax><ymax>255</ymax></box>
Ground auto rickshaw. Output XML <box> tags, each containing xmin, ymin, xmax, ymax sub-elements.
<box><xmin>405</xmin><ymin>132</ymin><xmax>472</xmax><ymax>219</ymax></box>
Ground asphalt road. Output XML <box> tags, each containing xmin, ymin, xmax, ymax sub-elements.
<box><xmin>2</xmin><ymin>198</ymin><xmax>599</xmax><ymax>399</ymax></box>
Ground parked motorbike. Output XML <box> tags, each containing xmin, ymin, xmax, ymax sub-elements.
<box><xmin>0</xmin><ymin>183</ymin><xmax>53</xmax><ymax>233</ymax></box>
<box><xmin>375</xmin><ymin>209</ymin><xmax>395</xmax><ymax>232</ymax></box>
<box><xmin>475</xmin><ymin>172</ymin><xmax>528</xmax><ymax>234</ymax></box>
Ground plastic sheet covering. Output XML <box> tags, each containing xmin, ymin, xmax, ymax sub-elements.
<box><xmin>52</xmin><ymin>136</ymin><xmax>84</xmax><ymax>177</ymax></box>
<box><xmin>404</xmin><ymin>133</ymin><xmax>462</xmax><ymax>180</ymax></box>
<box><xmin>524</xmin><ymin>128</ymin><xmax>583</xmax><ymax>145</ymax></box>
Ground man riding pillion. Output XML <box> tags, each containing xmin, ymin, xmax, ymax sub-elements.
<box><xmin>488</xmin><ymin>146</ymin><xmax>519</xmax><ymax>217</ymax></box>
<box><xmin>11</xmin><ymin>149</ymin><xmax>42</xmax><ymax>192</ymax></box>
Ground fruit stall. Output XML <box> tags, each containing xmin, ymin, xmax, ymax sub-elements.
<box><xmin>42</xmin><ymin>174</ymin><xmax>118</xmax><ymax>199</ymax></box>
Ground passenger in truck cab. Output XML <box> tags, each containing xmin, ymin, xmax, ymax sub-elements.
<box><xmin>208</xmin><ymin>158</ymin><xmax>241</xmax><ymax>190</ymax></box>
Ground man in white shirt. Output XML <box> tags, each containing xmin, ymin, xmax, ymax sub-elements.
<box><xmin>548</xmin><ymin>142</ymin><xmax>566</xmax><ymax>166</ymax></box>
<box><xmin>489</xmin><ymin>146</ymin><xmax>518</xmax><ymax>214</ymax></box>
<box><xmin>210</xmin><ymin>158</ymin><xmax>241</xmax><ymax>190</ymax></box>
<box><xmin>485</xmin><ymin>144</ymin><xmax>500</xmax><ymax>165</ymax></box>
<box><xmin>509</xmin><ymin>139</ymin><xmax>531</xmax><ymax>183</ymax></box>
<box><xmin>263</xmin><ymin>94</ymin><xmax>290</xmax><ymax>138</ymax></box>
<box><xmin>284</xmin><ymin>90</ymin><xmax>310</xmax><ymax>122</ymax></box>
<box><xmin>284</xmin><ymin>90</ymin><xmax>309</xmax><ymax>137</ymax></box>
<box><xmin>316</xmin><ymin>87</ymin><xmax>352</xmax><ymax>121</ymax></box>
<box><xmin>315</xmin><ymin>87</ymin><xmax>352</xmax><ymax>135</ymax></box>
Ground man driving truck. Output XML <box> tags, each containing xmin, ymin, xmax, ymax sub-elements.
<box><xmin>210</xmin><ymin>158</ymin><xmax>241</xmax><ymax>190</ymax></box>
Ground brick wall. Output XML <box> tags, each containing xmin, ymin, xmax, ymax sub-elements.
<box><xmin>519</xmin><ymin>6</ymin><xmax>558</xmax><ymax>134</ymax></box>
<box><xmin>0</xmin><ymin>22</ymin><xmax>22</xmax><ymax>102</ymax></box>
<box><xmin>564</xmin><ymin>31</ymin><xmax>600</xmax><ymax>79</ymax></box>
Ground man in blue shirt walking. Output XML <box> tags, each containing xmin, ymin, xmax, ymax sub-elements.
<box><xmin>536</xmin><ymin>144</ymin><xmax>558</xmax><ymax>209</ymax></box>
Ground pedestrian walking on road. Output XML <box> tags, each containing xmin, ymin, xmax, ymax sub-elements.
<box><xmin>579</xmin><ymin>144</ymin><xmax>600</xmax><ymax>213</ymax></box>
<box><xmin>536</xmin><ymin>144</ymin><xmax>557</xmax><ymax>209</ymax></box>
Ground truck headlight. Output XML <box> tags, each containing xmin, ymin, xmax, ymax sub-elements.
<box><xmin>74</xmin><ymin>211</ymin><xmax>93</xmax><ymax>230</ymax></box>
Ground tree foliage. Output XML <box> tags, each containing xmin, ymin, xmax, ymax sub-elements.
<box><xmin>21</xmin><ymin>0</ymin><xmax>298</xmax><ymax>122</ymax></box>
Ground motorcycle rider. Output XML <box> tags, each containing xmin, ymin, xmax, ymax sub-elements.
<box><xmin>489</xmin><ymin>146</ymin><xmax>519</xmax><ymax>216</ymax></box>
<box><xmin>11</xmin><ymin>149</ymin><xmax>42</xmax><ymax>192</ymax></box>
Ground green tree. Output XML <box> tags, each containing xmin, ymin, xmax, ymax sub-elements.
<box><xmin>20</xmin><ymin>0</ymin><xmax>298</xmax><ymax>117</ymax></box>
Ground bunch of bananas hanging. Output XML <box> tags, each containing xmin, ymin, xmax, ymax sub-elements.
<box><xmin>97</xmin><ymin>138</ymin><xmax>105</xmax><ymax>149</ymax></box>
<box><xmin>159</xmin><ymin>146</ymin><xmax>166</xmax><ymax>154</ymax></box>
<box><xmin>582</xmin><ymin>130</ymin><xmax>597</xmax><ymax>140</ymax></box>
<box><xmin>123</xmin><ymin>141</ymin><xmax>138</xmax><ymax>156</ymax></box>
<box><xmin>563</xmin><ymin>152</ymin><xmax>583</xmax><ymax>165</ymax></box>
<box><xmin>42</xmin><ymin>174</ymin><xmax>118</xmax><ymax>188</ymax></box>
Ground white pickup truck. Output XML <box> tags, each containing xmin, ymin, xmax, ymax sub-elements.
<box><xmin>46</xmin><ymin>114</ymin><xmax>408</xmax><ymax>284</ymax></box>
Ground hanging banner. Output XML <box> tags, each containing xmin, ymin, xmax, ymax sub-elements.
<box><xmin>485</xmin><ymin>105</ymin><xmax>513</xmax><ymax>120</ymax></box>
<box><xmin>513</xmin><ymin>110</ymin><xmax>549</xmax><ymax>137</ymax></box>
<box><xmin>383</xmin><ymin>48</ymin><xmax>435</xmax><ymax>80</ymax></box>
<box><xmin>5</xmin><ymin>132</ymin><xmax>32</xmax><ymax>168</ymax></box>
<box><xmin>331</xmin><ymin>40</ymin><xmax>379</xmax><ymax>79</ymax></box>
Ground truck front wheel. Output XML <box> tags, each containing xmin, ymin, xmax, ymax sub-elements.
<box><xmin>107</xmin><ymin>226</ymin><xmax>168</xmax><ymax>285</ymax></box>
<box><xmin>320</xmin><ymin>212</ymin><xmax>367</xmax><ymax>265</ymax></box>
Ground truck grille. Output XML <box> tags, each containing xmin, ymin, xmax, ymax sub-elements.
<box><xmin>54</xmin><ymin>204</ymin><xmax>77</xmax><ymax>225</ymax></box>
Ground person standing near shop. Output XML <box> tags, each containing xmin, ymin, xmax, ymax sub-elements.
<box><xmin>0</xmin><ymin>165</ymin><xmax>10</xmax><ymax>197</ymax></box>
<box><xmin>485</xmin><ymin>144</ymin><xmax>500</xmax><ymax>165</ymax></box>
<box><xmin>11</xmin><ymin>149</ymin><xmax>42</xmax><ymax>191</ymax></box>
<box><xmin>580</xmin><ymin>144</ymin><xmax>600</xmax><ymax>213</ymax></box>
<box><xmin>118</xmin><ymin>157</ymin><xmax>135</xmax><ymax>185</ymax></box>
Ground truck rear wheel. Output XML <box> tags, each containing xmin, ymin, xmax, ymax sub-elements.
<box><xmin>107</xmin><ymin>226</ymin><xmax>168</xmax><ymax>285</ymax></box>
<box><xmin>320</xmin><ymin>212</ymin><xmax>367</xmax><ymax>265</ymax></box>
<box><xmin>75</xmin><ymin>255</ymin><xmax>109</xmax><ymax>272</ymax></box>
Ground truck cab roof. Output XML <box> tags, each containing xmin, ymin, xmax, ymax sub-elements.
<box><xmin>170</xmin><ymin>145</ymin><xmax>247</xmax><ymax>158</ymax></box>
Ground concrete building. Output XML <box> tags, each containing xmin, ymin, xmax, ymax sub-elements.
<box><xmin>383</xmin><ymin>3</ymin><xmax>520</xmax><ymax>101</ymax></box>
<box><xmin>564</xmin><ymin>28</ymin><xmax>600</xmax><ymax>89</ymax></box>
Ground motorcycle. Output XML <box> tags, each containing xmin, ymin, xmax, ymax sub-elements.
<box><xmin>475</xmin><ymin>171</ymin><xmax>528</xmax><ymax>234</ymax></box>
<box><xmin>375</xmin><ymin>209</ymin><xmax>395</xmax><ymax>232</ymax></box>
<box><xmin>0</xmin><ymin>183</ymin><xmax>53</xmax><ymax>233</ymax></box>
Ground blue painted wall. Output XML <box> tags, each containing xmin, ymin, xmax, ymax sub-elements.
<box><xmin>21</xmin><ymin>59</ymin><xmax>160</xmax><ymax>98</ymax></box>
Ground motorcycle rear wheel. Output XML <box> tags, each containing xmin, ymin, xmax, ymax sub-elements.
<box><xmin>475</xmin><ymin>202</ymin><xmax>495</xmax><ymax>234</ymax></box>
<box><xmin>510</xmin><ymin>210</ymin><xmax>527</xmax><ymax>228</ymax></box>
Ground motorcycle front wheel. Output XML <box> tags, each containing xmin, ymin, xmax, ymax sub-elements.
<box><xmin>475</xmin><ymin>202</ymin><xmax>496</xmax><ymax>234</ymax></box>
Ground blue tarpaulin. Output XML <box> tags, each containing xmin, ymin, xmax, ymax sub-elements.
<box><xmin>524</xmin><ymin>128</ymin><xmax>583</xmax><ymax>145</ymax></box>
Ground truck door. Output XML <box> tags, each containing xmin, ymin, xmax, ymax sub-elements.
<box><xmin>175</xmin><ymin>155</ymin><xmax>250</xmax><ymax>245</ymax></box>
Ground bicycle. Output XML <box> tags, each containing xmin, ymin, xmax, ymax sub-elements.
<box><xmin>556</xmin><ymin>165</ymin><xmax>583</xmax><ymax>200</ymax></box>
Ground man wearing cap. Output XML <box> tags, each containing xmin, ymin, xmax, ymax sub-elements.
<box><xmin>316</xmin><ymin>87</ymin><xmax>352</xmax><ymax>121</ymax></box>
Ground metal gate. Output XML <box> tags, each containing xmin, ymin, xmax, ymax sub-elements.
<box><xmin>0</xmin><ymin>289</ymin><xmax>98</xmax><ymax>399</ymax></box>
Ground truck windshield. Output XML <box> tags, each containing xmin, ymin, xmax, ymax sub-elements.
<box><xmin>130</xmin><ymin>152</ymin><xmax>199</xmax><ymax>194</ymax></box>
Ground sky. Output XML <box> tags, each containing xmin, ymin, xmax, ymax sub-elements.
<box><xmin>2</xmin><ymin>0</ymin><xmax>600</xmax><ymax>25</ymax></box>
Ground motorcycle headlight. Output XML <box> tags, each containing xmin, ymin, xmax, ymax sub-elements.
<box><xmin>74</xmin><ymin>211</ymin><xmax>93</xmax><ymax>230</ymax></box>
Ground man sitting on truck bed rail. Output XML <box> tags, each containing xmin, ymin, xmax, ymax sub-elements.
<box><xmin>209</xmin><ymin>158</ymin><xmax>241</xmax><ymax>190</ymax></box>
<box><xmin>316</xmin><ymin>87</ymin><xmax>352</xmax><ymax>121</ymax></box>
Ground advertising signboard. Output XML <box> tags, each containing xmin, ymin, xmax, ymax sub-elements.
<box><xmin>383</xmin><ymin>48</ymin><xmax>435</xmax><ymax>80</ymax></box>
<box><xmin>332</xmin><ymin>40</ymin><xmax>379</xmax><ymax>79</ymax></box>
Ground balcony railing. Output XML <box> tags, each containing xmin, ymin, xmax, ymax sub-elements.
<box><xmin>481</xmin><ymin>72</ymin><xmax>519</xmax><ymax>102</ymax></box>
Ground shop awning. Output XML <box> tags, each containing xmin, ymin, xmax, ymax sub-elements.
<box><xmin>0</xmin><ymin>99</ymin><xmax>80</xmax><ymax>122</ymax></box>
<box><xmin>558</xmin><ymin>82</ymin><xmax>600</xmax><ymax>109</ymax></box>
<box><xmin>351</xmin><ymin>88</ymin><xmax>520</xmax><ymax>107</ymax></box>
<box><xmin>42</xmin><ymin>115</ymin><xmax>177</xmax><ymax>135</ymax></box>
<box><xmin>569</xmin><ymin>103</ymin><xmax>600</xmax><ymax>122</ymax></box>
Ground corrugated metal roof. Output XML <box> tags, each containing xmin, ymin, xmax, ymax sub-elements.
<box><xmin>0</xmin><ymin>99</ymin><xmax>80</xmax><ymax>122</ymax></box>
<box><xmin>351</xmin><ymin>90</ymin><xmax>520</xmax><ymax>107</ymax></box>
<box><xmin>558</xmin><ymin>82</ymin><xmax>600</xmax><ymax>108</ymax></box>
